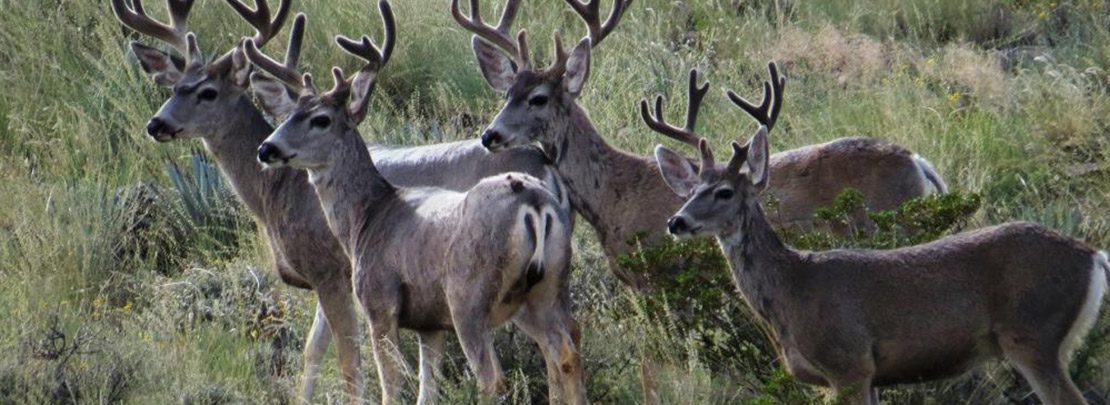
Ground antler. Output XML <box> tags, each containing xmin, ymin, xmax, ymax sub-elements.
<box><xmin>243</xmin><ymin>13</ymin><xmax>308</xmax><ymax>93</ymax></box>
<box><xmin>696</xmin><ymin>138</ymin><xmax>715</xmax><ymax>176</ymax></box>
<box><xmin>563</xmin><ymin>0</ymin><xmax>632</xmax><ymax>48</ymax></box>
<box><xmin>210</xmin><ymin>0</ymin><xmax>293</xmax><ymax>71</ymax></box>
<box><xmin>451</xmin><ymin>0</ymin><xmax>529</xmax><ymax>69</ymax></box>
<box><xmin>330</xmin><ymin>0</ymin><xmax>396</xmax><ymax>95</ymax></box>
<box><xmin>725</xmin><ymin>61</ymin><xmax>786</xmax><ymax>130</ymax></box>
<box><xmin>640</xmin><ymin>69</ymin><xmax>709</xmax><ymax>147</ymax></box>
<box><xmin>110</xmin><ymin>0</ymin><xmax>196</xmax><ymax>53</ymax></box>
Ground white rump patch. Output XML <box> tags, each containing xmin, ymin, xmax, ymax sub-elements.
<box><xmin>912</xmin><ymin>154</ymin><xmax>948</xmax><ymax>194</ymax></box>
<box><xmin>1062</xmin><ymin>251</ymin><xmax>1108</xmax><ymax>359</ymax></box>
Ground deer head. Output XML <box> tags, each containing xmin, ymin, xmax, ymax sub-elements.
<box><xmin>453</xmin><ymin>0</ymin><xmax>632</xmax><ymax>151</ymax></box>
<box><xmin>111</xmin><ymin>0</ymin><xmax>293</xmax><ymax>141</ymax></box>
<box><xmin>251</xmin><ymin>0</ymin><xmax>394</xmax><ymax>170</ymax></box>
<box><xmin>643</xmin><ymin>64</ymin><xmax>783</xmax><ymax>236</ymax></box>
<box><xmin>657</xmin><ymin>127</ymin><xmax>770</xmax><ymax>237</ymax></box>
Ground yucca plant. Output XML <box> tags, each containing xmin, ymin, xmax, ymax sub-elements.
<box><xmin>164</xmin><ymin>150</ymin><xmax>248</xmax><ymax>262</ymax></box>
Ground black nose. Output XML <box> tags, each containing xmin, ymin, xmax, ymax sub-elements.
<box><xmin>667</xmin><ymin>216</ymin><xmax>689</xmax><ymax>234</ymax></box>
<box><xmin>481</xmin><ymin>129</ymin><xmax>503</xmax><ymax>150</ymax></box>
<box><xmin>257</xmin><ymin>142</ymin><xmax>282</xmax><ymax>163</ymax></box>
<box><xmin>146</xmin><ymin>118</ymin><xmax>166</xmax><ymax>137</ymax></box>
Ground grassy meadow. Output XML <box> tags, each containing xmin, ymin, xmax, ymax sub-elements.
<box><xmin>1</xmin><ymin>0</ymin><xmax>1109</xmax><ymax>403</ymax></box>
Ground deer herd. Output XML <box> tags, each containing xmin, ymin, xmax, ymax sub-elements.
<box><xmin>110</xmin><ymin>0</ymin><xmax>1106</xmax><ymax>403</ymax></box>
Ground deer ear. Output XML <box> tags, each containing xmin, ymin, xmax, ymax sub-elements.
<box><xmin>472</xmin><ymin>37</ymin><xmax>517</xmax><ymax>93</ymax></box>
<box><xmin>131</xmin><ymin>41</ymin><xmax>184</xmax><ymax>87</ymax></box>
<box><xmin>250</xmin><ymin>72</ymin><xmax>297</xmax><ymax>122</ymax></box>
<box><xmin>746</xmin><ymin>126</ymin><xmax>770</xmax><ymax>191</ymax></box>
<box><xmin>655</xmin><ymin>145</ymin><xmax>699</xmax><ymax>198</ymax></box>
<box><xmin>347</xmin><ymin>69</ymin><xmax>378</xmax><ymax>124</ymax></box>
<box><xmin>563</xmin><ymin>38</ymin><xmax>591</xmax><ymax>96</ymax></box>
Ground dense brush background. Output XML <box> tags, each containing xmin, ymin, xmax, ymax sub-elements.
<box><xmin>1</xmin><ymin>0</ymin><xmax>1108</xmax><ymax>403</ymax></box>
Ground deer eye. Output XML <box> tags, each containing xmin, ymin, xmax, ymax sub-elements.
<box><xmin>714</xmin><ymin>188</ymin><xmax>735</xmax><ymax>200</ymax></box>
<box><xmin>198</xmin><ymin>88</ymin><xmax>218</xmax><ymax>101</ymax></box>
<box><xmin>310</xmin><ymin>116</ymin><xmax>331</xmax><ymax>129</ymax></box>
<box><xmin>528</xmin><ymin>95</ymin><xmax>549</xmax><ymax>107</ymax></box>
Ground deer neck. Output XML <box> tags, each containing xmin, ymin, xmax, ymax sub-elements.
<box><xmin>542</xmin><ymin>105</ymin><xmax>682</xmax><ymax>254</ymax></box>
<box><xmin>718</xmin><ymin>199</ymin><xmax>797</xmax><ymax>331</ymax></box>
<box><xmin>200</xmin><ymin>95</ymin><xmax>307</xmax><ymax>221</ymax></box>
<box><xmin>305</xmin><ymin>129</ymin><xmax>397</xmax><ymax>253</ymax></box>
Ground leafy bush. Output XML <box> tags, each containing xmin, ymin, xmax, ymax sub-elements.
<box><xmin>785</xmin><ymin>188</ymin><xmax>983</xmax><ymax>250</ymax></box>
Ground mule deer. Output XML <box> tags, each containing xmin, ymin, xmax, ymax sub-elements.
<box><xmin>109</xmin><ymin>1</ymin><xmax>370</xmax><ymax>400</ymax></box>
<box><xmin>648</xmin><ymin>66</ymin><xmax>947</xmax><ymax>234</ymax></box>
<box><xmin>462</xmin><ymin>0</ymin><xmax>945</xmax><ymax>289</ymax></box>
<box><xmin>656</xmin><ymin>125</ymin><xmax>1107</xmax><ymax>404</ymax></box>
<box><xmin>247</xmin><ymin>2</ymin><xmax>585</xmax><ymax>403</ymax></box>
<box><xmin>111</xmin><ymin>0</ymin><xmax>565</xmax><ymax>401</ymax></box>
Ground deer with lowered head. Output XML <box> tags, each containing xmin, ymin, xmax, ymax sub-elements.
<box><xmin>247</xmin><ymin>2</ymin><xmax>585</xmax><ymax>403</ymax></box>
<box><xmin>111</xmin><ymin>0</ymin><xmax>567</xmax><ymax>401</ymax></box>
<box><xmin>655</xmin><ymin>124</ymin><xmax>1108</xmax><ymax>404</ymax></box>
<box><xmin>462</xmin><ymin>0</ymin><xmax>946</xmax><ymax>289</ymax></box>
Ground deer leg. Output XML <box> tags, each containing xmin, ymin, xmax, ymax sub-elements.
<box><xmin>829</xmin><ymin>378</ymin><xmax>875</xmax><ymax>405</ymax></box>
<box><xmin>299</xmin><ymin>301</ymin><xmax>332</xmax><ymax>403</ymax></box>
<box><xmin>366</xmin><ymin>317</ymin><xmax>406</xmax><ymax>405</ymax></box>
<box><xmin>415</xmin><ymin>331</ymin><xmax>446</xmax><ymax>405</ymax></box>
<box><xmin>825</xmin><ymin>355</ymin><xmax>876</xmax><ymax>405</ymax></box>
<box><xmin>512</xmin><ymin>294</ymin><xmax>586</xmax><ymax>404</ymax></box>
<box><xmin>447</xmin><ymin>294</ymin><xmax>503</xmax><ymax>396</ymax></box>
<box><xmin>1003</xmin><ymin>343</ymin><xmax>1086</xmax><ymax>405</ymax></box>
<box><xmin>316</xmin><ymin>281</ymin><xmax>365</xmax><ymax>404</ymax></box>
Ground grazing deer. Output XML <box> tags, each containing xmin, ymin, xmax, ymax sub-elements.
<box><xmin>655</xmin><ymin>125</ymin><xmax>1108</xmax><ymax>404</ymax></box>
<box><xmin>247</xmin><ymin>2</ymin><xmax>585</xmax><ymax>403</ymax></box>
<box><xmin>461</xmin><ymin>0</ymin><xmax>946</xmax><ymax>289</ymax></box>
<box><xmin>111</xmin><ymin>0</ymin><xmax>565</xmax><ymax>402</ymax></box>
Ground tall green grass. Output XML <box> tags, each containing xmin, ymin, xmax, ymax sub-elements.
<box><xmin>1</xmin><ymin>0</ymin><xmax>1107</xmax><ymax>402</ymax></box>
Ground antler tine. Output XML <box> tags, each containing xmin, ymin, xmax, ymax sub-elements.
<box><xmin>544</xmin><ymin>30</ymin><xmax>569</xmax><ymax>76</ymax></box>
<box><xmin>331</xmin><ymin>0</ymin><xmax>395</xmax><ymax>94</ymax></box>
<box><xmin>684</xmin><ymin>68</ymin><xmax>710</xmax><ymax>137</ymax></box>
<box><xmin>111</xmin><ymin>0</ymin><xmax>196</xmax><ymax>52</ymax></box>
<box><xmin>451</xmin><ymin>0</ymin><xmax>528</xmax><ymax>68</ymax></box>
<box><xmin>563</xmin><ymin>0</ymin><xmax>632</xmax><ymax>48</ymax></box>
<box><xmin>495</xmin><ymin>0</ymin><xmax>522</xmax><ymax>34</ymax></box>
<box><xmin>767</xmin><ymin>62</ymin><xmax>785</xmax><ymax>130</ymax></box>
<box><xmin>639</xmin><ymin>69</ymin><xmax>708</xmax><ymax>147</ymax></box>
<box><xmin>283</xmin><ymin>12</ymin><xmax>305</xmax><ymax>70</ymax></box>
<box><xmin>726</xmin><ymin>61</ymin><xmax>787</xmax><ymax>130</ymax></box>
<box><xmin>224</xmin><ymin>0</ymin><xmax>293</xmax><ymax>49</ymax></box>
<box><xmin>242</xmin><ymin>13</ymin><xmax>305</xmax><ymax>93</ymax></box>
<box><xmin>211</xmin><ymin>0</ymin><xmax>293</xmax><ymax>71</ymax></box>
<box><xmin>167</xmin><ymin>0</ymin><xmax>197</xmax><ymax>32</ymax></box>
<box><xmin>335</xmin><ymin>0</ymin><xmax>396</xmax><ymax>75</ymax></box>
<box><xmin>697</xmin><ymin>138</ymin><xmax>715</xmax><ymax>175</ymax></box>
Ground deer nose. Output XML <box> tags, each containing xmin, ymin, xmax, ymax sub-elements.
<box><xmin>146</xmin><ymin>118</ymin><xmax>166</xmax><ymax>137</ymax></box>
<box><xmin>667</xmin><ymin>216</ymin><xmax>689</xmax><ymax>235</ymax></box>
<box><xmin>257</xmin><ymin>142</ymin><xmax>283</xmax><ymax>164</ymax></box>
<box><xmin>481</xmin><ymin>129</ymin><xmax>503</xmax><ymax>150</ymax></box>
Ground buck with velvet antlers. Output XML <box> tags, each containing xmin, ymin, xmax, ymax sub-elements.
<box><xmin>460</xmin><ymin>0</ymin><xmax>947</xmax><ymax>289</ymax></box>
<box><xmin>111</xmin><ymin>0</ymin><xmax>567</xmax><ymax>402</ymax></box>
<box><xmin>247</xmin><ymin>2</ymin><xmax>584</xmax><ymax>403</ymax></box>
<box><xmin>656</xmin><ymin>125</ymin><xmax>1108</xmax><ymax>405</ymax></box>
<box><xmin>109</xmin><ymin>1</ymin><xmax>369</xmax><ymax>401</ymax></box>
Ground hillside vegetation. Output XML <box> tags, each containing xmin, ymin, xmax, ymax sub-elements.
<box><xmin>0</xmin><ymin>0</ymin><xmax>1107</xmax><ymax>403</ymax></box>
